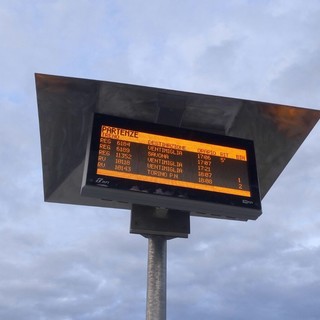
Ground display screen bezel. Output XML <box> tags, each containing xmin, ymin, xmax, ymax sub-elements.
<box><xmin>82</xmin><ymin>113</ymin><xmax>261</xmax><ymax>216</ymax></box>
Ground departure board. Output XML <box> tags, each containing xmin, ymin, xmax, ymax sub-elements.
<box><xmin>82</xmin><ymin>114</ymin><xmax>261</xmax><ymax>221</ymax></box>
<box><xmin>96</xmin><ymin>125</ymin><xmax>250</xmax><ymax>196</ymax></box>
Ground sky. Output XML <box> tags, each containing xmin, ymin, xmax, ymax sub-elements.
<box><xmin>1</xmin><ymin>0</ymin><xmax>320</xmax><ymax>319</ymax></box>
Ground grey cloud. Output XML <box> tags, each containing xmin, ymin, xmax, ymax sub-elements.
<box><xmin>0</xmin><ymin>0</ymin><xmax>320</xmax><ymax>319</ymax></box>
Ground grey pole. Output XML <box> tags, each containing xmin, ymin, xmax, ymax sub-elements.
<box><xmin>146</xmin><ymin>235</ymin><xmax>167</xmax><ymax>320</ymax></box>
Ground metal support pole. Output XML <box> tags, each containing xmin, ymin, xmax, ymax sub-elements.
<box><xmin>130</xmin><ymin>205</ymin><xmax>189</xmax><ymax>319</ymax></box>
<box><xmin>146</xmin><ymin>235</ymin><xmax>167</xmax><ymax>320</ymax></box>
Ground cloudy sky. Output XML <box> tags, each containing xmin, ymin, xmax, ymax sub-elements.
<box><xmin>1</xmin><ymin>0</ymin><xmax>320</xmax><ymax>319</ymax></box>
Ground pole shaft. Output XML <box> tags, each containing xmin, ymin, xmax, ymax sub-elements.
<box><xmin>146</xmin><ymin>235</ymin><xmax>167</xmax><ymax>320</ymax></box>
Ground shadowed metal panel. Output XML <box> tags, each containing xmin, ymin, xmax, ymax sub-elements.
<box><xmin>35</xmin><ymin>73</ymin><xmax>320</xmax><ymax>213</ymax></box>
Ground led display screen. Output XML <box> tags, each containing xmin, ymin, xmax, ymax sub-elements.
<box><xmin>81</xmin><ymin>114</ymin><xmax>261</xmax><ymax>220</ymax></box>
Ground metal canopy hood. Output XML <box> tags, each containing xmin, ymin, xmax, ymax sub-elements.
<box><xmin>35</xmin><ymin>73</ymin><xmax>320</xmax><ymax>213</ymax></box>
